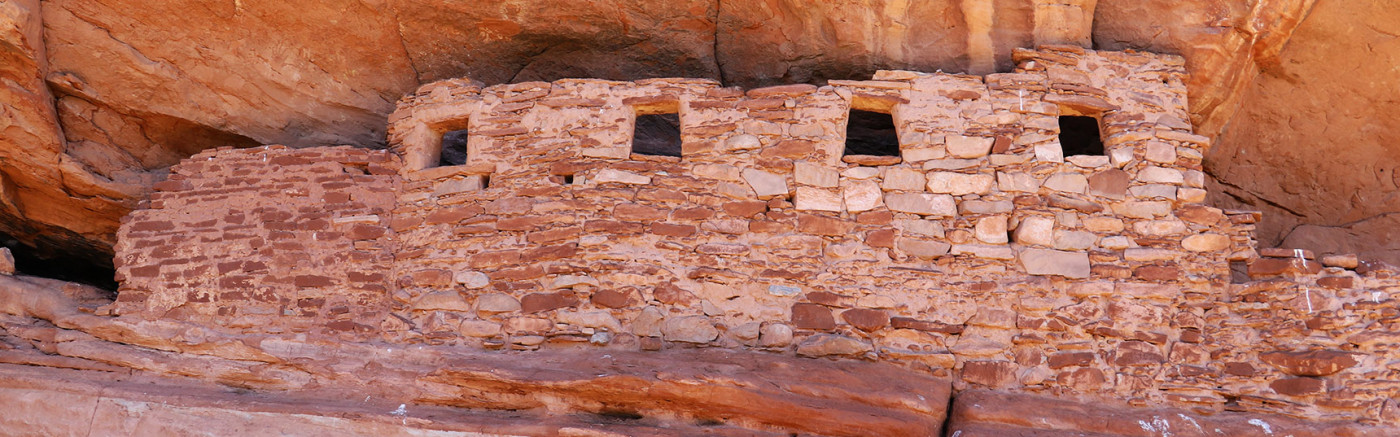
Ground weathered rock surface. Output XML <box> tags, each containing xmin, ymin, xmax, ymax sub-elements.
<box><xmin>1205</xmin><ymin>0</ymin><xmax>1400</xmax><ymax>264</ymax></box>
<box><xmin>947</xmin><ymin>389</ymin><xmax>1394</xmax><ymax>436</ymax></box>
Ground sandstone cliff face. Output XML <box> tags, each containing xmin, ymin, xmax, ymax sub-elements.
<box><xmin>0</xmin><ymin>0</ymin><xmax>1396</xmax><ymax>268</ymax></box>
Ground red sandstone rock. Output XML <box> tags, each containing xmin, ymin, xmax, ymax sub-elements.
<box><xmin>790</xmin><ymin>303</ymin><xmax>835</xmax><ymax>331</ymax></box>
<box><xmin>948</xmin><ymin>390</ymin><xmax>1394</xmax><ymax>437</ymax></box>
<box><xmin>840</xmin><ymin>308</ymin><xmax>889</xmax><ymax>332</ymax></box>
<box><xmin>1260</xmin><ymin>350</ymin><xmax>1359</xmax><ymax>377</ymax></box>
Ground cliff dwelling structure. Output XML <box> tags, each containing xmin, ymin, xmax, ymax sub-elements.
<box><xmin>4</xmin><ymin>1</ymin><xmax>1400</xmax><ymax>436</ymax></box>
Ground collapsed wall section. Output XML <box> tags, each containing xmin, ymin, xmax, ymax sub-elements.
<box><xmin>112</xmin><ymin>146</ymin><xmax>400</xmax><ymax>340</ymax></box>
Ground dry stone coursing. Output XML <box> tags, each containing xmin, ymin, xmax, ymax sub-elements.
<box><xmin>106</xmin><ymin>47</ymin><xmax>1400</xmax><ymax>427</ymax></box>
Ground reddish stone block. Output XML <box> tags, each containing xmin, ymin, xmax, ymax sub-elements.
<box><xmin>650</xmin><ymin>223</ymin><xmax>696</xmax><ymax>237</ymax></box>
<box><xmin>1087</xmin><ymin>169</ymin><xmax>1129</xmax><ymax>199</ymax></box>
<box><xmin>804</xmin><ymin>291</ymin><xmax>843</xmax><ymax>306</ymax></box>
<box><xmin>761</xmin><ymin>139</ymin><xmax>816</xmax><ymax>159</ymax></box>
<box><xmin>497</xmin><ymin>216</ymin><xmax>550</xmax><ymax>231</ymax></box>
<box><xmin>841</xmin><ymin>309</ymin><xmax>890</xmax><ymax>332</ymax></box>
<box><xmin>1133</xmin><ymin>264</ymin><xmax>1180</xmax><ymax>282</ymax></box>
<box><xmin>1176</xmin><ymin>204</ymin><xmax>1224</xmax><ymax>226</ymax></box>
<box><xmin>856</xmin><ymin>211</ymin><xmax>894</xmax><ymax>225</ymax></box>
<box><xmin>791</xmin><ymin>303</ymin><xmax>835</xmax><ymax>331</ymax></box>
<box><xmin>523</xmin><ymin>243</ymin><xmax>576</xmax><ymax>262</ymax></box>
<box><xmin>348</xmin><ymin>224</ymin><xmax>386</xmax><ymax>240</ymax></box>
<box><xmin>866</xmin><ymin>229</ymin><xmax>895</xmax><ymax>248</ymax></box>
<box><xmin>797</xmin><ymin>214</ymin><xmax>853</xmax><ymax>236</ymax></box>
<box><xmin>1113</xmin><ymin>341</ymin><xmax>1164</xmax><ymax>367</ymax></box>
<box><xmin>749</xmin><ymin>220</ymin><xmax>793</xmax><ymax>233</ymax></box>
<box><xmin>294</xmin><ymin>275</ymin><xmax>336</xmax><ymax>288</ymax></box>
<box><xmin>671</xmin><ymin>207</ymin><xmax>715</xmax><ymax>221</ymax></box>
<box><xmin>521</xmin><ymin>291</ymin><xmax>579</xmax><ymax>313</ymax></box>
<box><xmin>614</xmin><ymin>203</ymin><xmax>667</xmax><ymax>221</ymax></box>
<box><xmin>469</xmin><ymin>250</ymin><xmax>521</xmax><ymax>269</ymax></box>
<box><xmin>888</xmin><ymin>317</ymin><xmax>964</xmax><ymax>334</ymax></box>
<box><xmin>653</xmin><ymin>282</ymin><xmax>696</xmax><ymax>305</ymax></box>
<box><xmin>1271</xmin><ymin>377</ymin><xmax>1325</xmax><ymax>396</ymax></box>
<box><xmin>130</xmin><ymin>220</ymin><xmax>176</xmax><ymax>233</ymax></box>
<box><xmin>585</xmin><ymin>220</ymin><xmax>643</xmax><ymax>234</ymax></box>
<box><xmin>1048</xmin><ymin>352</ymin><xmax>1096</xmax><ymax>369</ymax></box>
<box><xmin>722</xmin><ymin>201</ymin><xmax>768</xmax><ymax>217</ymax></box>
<box><xmin>411</xmin><ymin>269</ymin><xmax>454</xmax><ymax>287</ymax></box>
<box><xmin>591</xmin><ymin>289</ymin><xmax>634</xmax><ymax>309</ymax></box>
<box><xmin>425</xmin><ymin>206</ymin><xmax>483</xmax><ymax>224</ymax></box>
<box><xmin>1248</xmin><ymin>257</ymin><xmax>1323</xmax><ymax>278</ymax></box>
<box><xmin>638</xmin><ymin>188</ymin><xmax>687</xmax><ymax>203</ymax></box>
<box><xmin>1260</xmin><ymin>350</ymin><xmax>1359</xmax><ymax>377</ymax></box>
<box><xmin>1057</xmin><ymin>367</ymin><xmax>1106</xmax><ymax>392</ymax></box>
<box><xmin>1316</xmin><ymin>276</ymin><xmax>1354</xmax><ymax>289</ymax></box>
<box><xmin>527</xmin><ymin>226</ymin><xmax>582</xmax><ymax>244</ymax></box>
<box><xmin>991</xmin><ymin>136</ymin><xmax>1012</xmax><ymax>154</ymax></box>
<box><xmin>962</xmin><ymin>360</ymin><xmax>1016</xmax><ymax>388</ymax></box>
<box><xmin>491</xmin><ymin>265</ymin><xmax>546</xmax><ymax>281</ymax></box>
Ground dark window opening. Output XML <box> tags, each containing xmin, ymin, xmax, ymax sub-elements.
<box><xmin>844</xmin><ymin>110</ymin><xmax>900</xmax><ymax>156</ymax></box>
<box><xmin>1058</xmin><ymin>116</ymin><xmax>1104</xmax><ymax>156</ymax></box>
<box><xmin>438</xmin><ymin>129</ymin><xmax>470</xmax><ymax>167</ymax></box>
<box><xmin>632</xmin><ymin>113</ymin><xmax>682</xmax><ymax>157</ymax></box>
<box><xmin>481</xmin><ymin>174</ymin><xmax>491</xmax><ymax>189</ymax></box>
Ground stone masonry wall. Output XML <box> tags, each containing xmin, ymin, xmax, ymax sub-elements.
<box><xmin>113</xmin><ymin>146</ymin><xmax>400</xmax><ymax>341</ymax></box>
<box><xmin>111</xmin><ymin>46</ymin><xmax>1400</xmax><ymax>425</ymax></box>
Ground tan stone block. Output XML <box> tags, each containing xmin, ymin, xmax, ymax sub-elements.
<box><xmin>843</xmin><ymin>180</ymin><xmax>883</xmax><ymax>212</ymax></box>
<box><xmin>1129</xmin><ymin>184</ymin><xmax>1177</xmax><ymax>199</ymax></box>
<box><xmin>1144</xmin><ymin>141</ymin><xmax>1177</xmax><ymax>163</ymax></box>
<box><xmin>1182</xmin><ymin>233</ymin><xmax>1230</xmax><ymax>252</ymax></box>
<box><xmin>1137</xmin><ymin>166</ymin><xmax>1184</xmax><ymax>184</ymax></box>
<box><xmin>1082</xmin><ymin>216</ymin><xmax>1124</xmax><ymax>233</ymax></box>
<box><xmin>1043</xmin><ymin>173</ymin><xmax>1087</xmax><ymax>193</ymax></box>
<box><xmin>413</xmin><ymin>291</ymin><xmax>471</xmax><ymax>312</ymax></box>
<box><xmin>725</xmin><ymin>134</ymin><xmax>761</xmax><ymax>151</ymax></box>
<box><xmin>1124</xmin><ymin>248</ymin><xmax>1178</xmax><ymax>262</ymax></box>
<box><xmin>459</xmin><ymin>320</ymin><xmax>502</xmax><ymax>338</ymax></box>
<box><xmin>975</xmin><ymin>215</ymin><xmax>1009</xmax><ymax>244</ymax></box>
<box><xmin>881</xmin><ymin>167</ymin><xmax>926</xmax><ymax>191</ymax></box>
<box><xmin>742</xmin><ymin>168</ymin><xmax>789</xmax><ymax>198</ymax></box>
<box><xmin>1108</xmin><ymin>146</ymin><xmax>1134</xmax><ymax>167</ymax></box>
<box><xmin>946</xmin><ymin>135</ymin><xmax>994</xmax><ymax>158</ymax></box>
<box><xmin>895</xmin><ymin>219</ymin><xmax>945</xmax><ymax>237</ymax></box>
<box><xmin>897</xmin><ymin>237</ymin><xmax>951</xmax><ymax>259</ymax></box>
<box><xmin>717</xmin><ymin>181</ymin><xmax>756</xmax><ymax>199</ymax></box>
<box><xmin>926</xmin><ymin>172</ymin><xmax>994</xmax><ymax>195</ymax></box>
<box><xmin>1132</xmin><ymin>219</ymin><xmax>1189</xmax><ymax>236</ymax></box>
<box><xmin>593</xmin><ymin>169</ymin><xmax>651</xmax><ymax>185</ymax></box>
<box><xmin>1053</xmin><ymin>230</ymin><xmax>1097</xmax><ymax>250</ymax></box>
<box><xmin>1014</xmin><ymin>216</ymin><xmax>1055</xmax><ymax>247</ymax></box>
<box><xmin>902</xmin><ymin>146</ymin><xmax>946</xmax><ymax>162</ymax></box>
<box><xmin>842</xmin><ymin>166</ymin><xmax>880</xmax><ymax>179</ymax></box>
<box><xmin>692</xmin><ymin>163</ymin><xmax>743</xmax><ymax>181</ymax></box>
<box><xmin>1066</xmin><ymin>155</ymin><xmax>1110</xmax><ymax>168</ymax></box>
<box><xmin>1111</xmin><ymin>201</ymin><xmax>1171</xmax><ymax>219</ymax></box>
<box><xmin>794</xmin><ymin>161</ymin><xmax>839</xmax><ymax>187</ymax></box>
<box><xmin>996</xmin><ymin>172</ymin><xmax>1039</xmax><ymax>192</ymax></box>
<box><xmin>1035</xmin><ymin>143</ymin><xmax>1064</xmax><ymax>163</ymax></box>
<box><xmin>1099</xmin><ymin>236</ymin><xmax>1133</xmax><ymax>250</ymax></box>
<box><xmin>1019</xmin><ymin>248</ymin><xmax>1091</xmax><ymax>278</ymax></box>
<box><xmin>923</xmin><ymin>159</ymin><xmax>981</xmax><ymax>170</ymax></box>
<box><xmin>952</xmin><ymin>244</ymin><xmax>1016</xmax><ymax>260</ymax></box>
<box><xmin>1177</xmin><ymin>188</ymin><xmax>1207</xmax><ymax>203</ymax></box>
<box><xmin>885</xmin><ymin>193</ymin><xmax>957</xmax><ymax>217</ymax></box>
<box><xmin>794</xmin><ymin>187</ymin><xmax>843</xmax><ymax>211</ymax></box>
